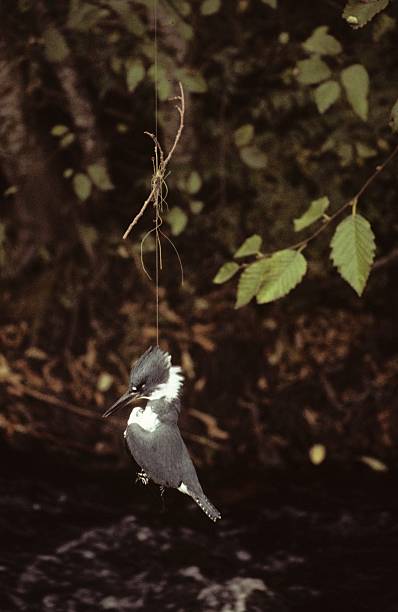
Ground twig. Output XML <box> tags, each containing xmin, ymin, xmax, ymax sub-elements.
<box><xmin>373</xmin><ymin>247</ymin><xmax>398</xmax><ymax>270</ymax></box>
<box><xmin>255</xmin><ymin>142</ymin><xmax>398</xmax><ymax>260</ymax></box>
<box><xmin>8</xmin><ymin>383</ymin><xmax>102</xmax><ymax>420</ymax></box>
<box><xmin>122</xmin><ymin>82</ymin><xmax>185</xmax><ymax>240</ymax></box>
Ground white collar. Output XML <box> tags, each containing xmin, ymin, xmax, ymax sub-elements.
<box><xmin>148</xmin><ymin>365</ymin><xmax>184</xmax><ymax>401</ymax></box>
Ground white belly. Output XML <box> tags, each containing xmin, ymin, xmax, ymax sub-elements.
<box><xmin>126</xmin><ymin>405</ymin><xmax>160</xmax><ymax>433</ymax></box>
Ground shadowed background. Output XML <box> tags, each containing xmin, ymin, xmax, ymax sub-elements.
<box><xmin>0</xmin><ymin>1</ymin><xmax>397</xmax><ymax>610</ymax></box>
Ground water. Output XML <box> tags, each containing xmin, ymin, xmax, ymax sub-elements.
<box><xmin>1</xmin><ymin>457</ymin><xmax>397</xmax><ymax>611</ymax></box>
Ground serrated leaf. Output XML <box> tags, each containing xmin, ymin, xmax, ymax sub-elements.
<box><xmin>261</xmin><ymin>0</ymin><xmax>277</xmax><ymax>8</ymax></box>
<box><xmin>175</xmin><ymin>68</ymin><xmax>207</xmax><ymax>93</ymax></box>
<box><xmin>234</xmin><ymin>124</ymin><xmax>254</xmax><ymax>147</ymax></box>
<box><xmin>389</xmin><ymin>99</ymin><xmax>398</xmax><ymax>134</ymax></box>
<box><xmin>87</xmin><ymin>163</ymin><xmax>113</xmax><ymax>191</ymax></box>
<box><xmin>213</xmin><ymin>262</ymin><xmax>240</xmax><ymax>284</ymax></box>
<box><xmin>257</xmin><ymin>249</ymin><xmax>307</xmax><ymax>304</ymax></box>
<box><xmin>51</xmin><ymin>125</ymin><xmax>69</xmax><ymax>137</ymax></box>
<box><xmin>296</xmin><ymin>56</ymin><xmax>331</xmax><ymax>85</ymax></box>
<box><xmin>126</xmin><ymin>58</ymin><xmax>145</xmax><ymax>92</ymax></box>
<box><xmin>239</xmin><ymin>145</ymin><xmax>267</xmax><ymax>169</ymax></box>
<box><xmin>330</xmin><ymin>213</ymin><xmax>376</xmax><ymax>296</ymax></box>
<box><xmin>343</xmin><ymin>0</ymin><xmax>389</xmax><ymax>29</ymax></box>
<box><xmin>235</xmin><ymin>259</ymin><xmax>270</xmax><ymax>308</ymax></box>
<box><xmin>200</xmin><ymin>0</ymin><xmax>221</xmax><ymax>16</ymax></box>
<box><xmin>43</xmin><ymin>27</ymin><xmax>70</xmax><ymax>63</ymax></box>
<box><xmin>341</xmin><ymin>64</ymin><xmax>369</xmax><ymax>121</ymax></box>
<box><xmin>167</xmin><ymin>206</ymin><xmax>188</xmax><ymax>236</ymax></box>
<box><xmin>234</xmin><ymin>234</ymin><xmax>262</xmax><ymax>258</ymax></box>
<box><xmin>314</xmin><ymin>80</ymin><xmax>341</xmax><ymax>114</ymax></box>
<box><xmin>360</xmin><ymin>455</ymin><xmax>388</xmax><ymax>472</ymax></box>
<box><xmin>294</xmin><ymin>196</ymin><xmax>330</xmax><ymax>232</ymax></box>
<box><xmin>186</xmin><ymin>171</ymin><xmax>202</xmax><ymax>195</ymax></box>
<box><xmin>303</xmin><ymin>26</ymin><xmax>342</xmax><ymax>56</ymax></box>
<box><xmin>309</xmin><ymin>444</ymin><xmax>326</xmax><ymax>465</ymax></box>
<box><xmin>73</xmin><ymin>173</ymin><xmax>92</xmax><ymax>202</ymax></box>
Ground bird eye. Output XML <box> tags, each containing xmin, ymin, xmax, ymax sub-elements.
<box><xmin>131</xmin><ymin>386</ymin><xmax>137</xmax><ymax>392</ymax></box>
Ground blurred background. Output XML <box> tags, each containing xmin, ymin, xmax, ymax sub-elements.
<box><xmin>1</xmin><ymin>0</ymin><xmax>398</xmax><ymax>610</ymax></box>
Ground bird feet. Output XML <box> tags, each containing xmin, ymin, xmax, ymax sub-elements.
<box><xmin>135</xmin><ymin>469</ymin><xmax>150</xmax><ymax>485</ymax></box>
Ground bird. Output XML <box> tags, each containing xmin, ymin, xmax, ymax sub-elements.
<box><xmin>103</xmin><ymin>346</ymin><xmax>221</xmax><ymax>522</ymax></box>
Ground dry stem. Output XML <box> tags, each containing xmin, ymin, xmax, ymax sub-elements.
<box><xmin>122</xmin><ymin>82</ymin><xmax>185</xmax><ymax>240</ymax></box>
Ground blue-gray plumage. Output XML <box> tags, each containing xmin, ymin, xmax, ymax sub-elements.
<box><xmin>103</xmin><ymin>347</ymin><xmax>221</xmax><ymax>522</ymax></box>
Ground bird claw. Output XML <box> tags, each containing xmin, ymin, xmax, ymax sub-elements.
<box><xmin>136</xmin><ymin>470</ymin><xmax>150</xmax><ymax>485</ymax></box>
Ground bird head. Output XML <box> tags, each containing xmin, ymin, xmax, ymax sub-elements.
<box><xmin>103</xmin><ymin>347</ymin><xmax>182</xmax><ymax>418</ymax></box>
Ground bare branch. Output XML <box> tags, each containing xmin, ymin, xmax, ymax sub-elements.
<box><xmin>122</xmin><ymin>82</ymin><xmax>185</xmax><ymax>240</ymax></box>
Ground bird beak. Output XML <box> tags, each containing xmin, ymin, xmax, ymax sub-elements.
<box><xmin>102</xmin><ymin>390</ymin><xmax>141</xmax><ymax>418</ymax></box>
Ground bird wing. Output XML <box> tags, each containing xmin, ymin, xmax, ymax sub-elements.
<box><xmin>125</xmin><ymin>422</ymin><xmax>202</xmax><ymax>492</ymax></box>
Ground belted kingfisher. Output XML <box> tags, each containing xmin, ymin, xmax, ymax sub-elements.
<box><xmin>103</xmin><ymin>347</ymin><xmax>221</xmax><ymax>522</ymax></box>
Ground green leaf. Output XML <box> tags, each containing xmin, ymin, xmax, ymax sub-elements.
<box><xmin>4</xmin><ymin>185</ymin><xmax>18</xmax><ymax>197</ymax></box>
<box><xmin>190</xmin><ymin>200</ymin><xmax>204</xmax><ymax>214</ymax></box>
<box><xmin>43</xmin><ymin>27</ymin><xmax>70</xmax><ymax>63</ymax></box>
<box><xmin>87</xmin><ymin>163</ymin><xmax>114</xmax><ymax>191</ymax></box>
<box><xmin>239</xmin><ymin>145</ymin><xmax>267</xmax><ymax>169</ymax></box>
<box><xmin>148</xmin><ymin>64</ymin><xmax>172</xmax><ymax>100</ymax></box>
<box><xmin>213</xmin><ymin>262</ymin><xmax>240</xmax><ymax>284</ymax></box>
<box><xmin>234</xmin><ymin>234</ymin><xmax>262</xmax><ymax>258</ymax></box>
<box><xmin>59</xmin><ymin>133</ymin><xmax>75</xmax><ymax>148</ymax></box>
<box><xmin>355</xmin><ymin>142</ymin><xmax>377</xmax><ymax>159</ymax></box>
<box><xmin>314</xmin><ymin>80</ymin><xmax>341</xmax><ymax>114</ymax></box>
<box><xmin>179</xmin><ymin>2</ymin><xmax>191</xmax><ymax>16</ymax></box>
<box><xmin>343</xmin><ymin>0</ymin><xmax>389</xmax><ymax>29</ymax></box>
<box><xmin>302</xmin><ymin>26</ymin><xmax>342</xmax><ymax>56</ymax></box>
<box><xmin>73</xmin><ymin>173</ymin><xmax>92</xmax><ymax>202</ymax></box>
<box><xmin>235</xmin><ymin>259</ymin><xmax>270</xmax><ymax>308</ymax></box>
<box><xmin>78</xmin><ymin>224</ymin><xmax>98</xmax><ymax>256</ymax></box>
<box><xmin>167</xmin><ymin>206</ymin><xmax>188</xmax><ymax>236</ymax></box>
<box><xmin>186</xmin><ymin>171</ymin><xmax>202</xmax><ymax>195</ymax></box>
<box><xmin>341</xmin><ymin>64</ymin><xmax>369</xmax><ymax>121</ymax></box>
<box><xmin>389</xmin><ymin>98</ymin><xmax>398</xmax><ymax>134</ymax></box>
<box><xmin>309</xmin><ymin>444</ymin><xmax>326</xmax><ymax>465</ymax></box>
<box><xmin>63</xmin><ymin>168</ymin><xmax>74</xmax><ymax>179</ymax></box>
<box><xmin>108</xmin><ymin>0</ymin><xmax>145</xmax><ymax>35</ymax></box>
<box><xmin>200</xmin><ymin>0</ymin><xmax>221</xmax><ymax>16</ymax></box>
<box><xmin>296</xmin><ymin>56</ymin><xmax>331</xmax><ymax>85</ymax></box>
<box><xmin>51</xmin><ymin>125</ymin><xmax>69</xmax><ymax>137</ymax></box>
<box><xmin>294</xmin><ymin>196</ymin><xmax>330</xmax><ymax>232</ymax></box>
<box><xmin>234</xmin><ymin>124</ymin><xmax>254</xmax><ymax>148</ymax></box>
<box><xmin>360</xmin><ymin>455</ymin><xmax>388</xmax><ymax>472</ymax></box>
<box><xmin>126</xmin><ymin>58</ymin><xmax>145</xmax><ymax>92</ymax></box>
<box><xmin>175</xmin><ymin>68</ymin><xmax>207</xmax><ymax>93</ymax></box>
<box><xmin>372</xmin><ymin>13</ymin><xmax>396</xmax><ymax>42</ymax></box>
<box><xmin>261</xmin><ymin>0</ymin><xmax>277</xmax><ymax>8</ymax></box>
<box><xmin>97</xmin><ymin>372</ymin><xmax>114</xmax><ymax>392</ymax></box>
<box><xmin>176</xmin><ymin>21</ymin><xmax>194</xmax><ymax>41</ymax></box>
<box><xmin>257</xmin><ymin>249</ymin><xmax>307</xmax><ymax>304</ymax></box>
<box><xmin>67</xmin><ymin>1</ymin><xmax>104</xmax><ymax>31</ymax></box>
<box><xmin>330</xmin><ymin>213</ymin><xmax>376</xmax><ymax>296</ymax></box>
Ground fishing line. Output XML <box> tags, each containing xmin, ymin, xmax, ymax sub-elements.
<box><xmin>154</xmin><ymin>0</ymin><xmax>160</xmax><ymax>347</ymax></box>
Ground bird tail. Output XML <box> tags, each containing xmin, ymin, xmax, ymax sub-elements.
<box><xmin>193</xmin><ymin>493</ymin><xmax>221</xmax><ymax>522</ymax></box>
